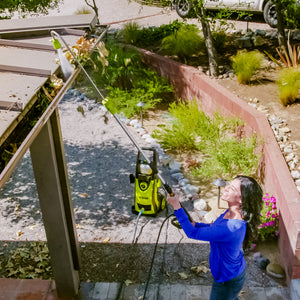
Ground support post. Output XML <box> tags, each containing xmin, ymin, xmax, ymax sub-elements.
<box><xmin>30</xmin><ymin>114</ymin><xmax>80</xmax><ymax>298</ymax></box>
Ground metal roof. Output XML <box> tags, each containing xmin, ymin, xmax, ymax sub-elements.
<box><xmin>0</xmin><ymin>14</ymin><xmax>98</xmax><ymax>187</ymax></box>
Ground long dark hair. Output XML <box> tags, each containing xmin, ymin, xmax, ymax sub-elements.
<box><xmin>235</xmin><ymin>175</ymin><xmax>263</xmax><ymax>250</ymax></box>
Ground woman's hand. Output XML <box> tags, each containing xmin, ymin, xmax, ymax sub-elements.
<box><xmin>167</xmin><ymin>193</ymin><xmax>182</xmax><ymax>210</ymax></box>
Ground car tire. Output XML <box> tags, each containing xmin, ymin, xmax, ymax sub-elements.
<box><xmin>175</xmin><ymin>0</ymin><xmax>192</xmax><ymax>18</ymax></box>
<box><xmin>263</xmin><ymin>0</ymin><xmax>277</xmax><ymax>28</ymax></box>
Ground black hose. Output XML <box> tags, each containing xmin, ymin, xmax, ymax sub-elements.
<box><xmin>142</xmin><ymin>213</ymin><xmax>174</xmax><ymax>300</ymax></box>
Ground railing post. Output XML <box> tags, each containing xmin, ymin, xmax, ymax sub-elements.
<box><xmin>30</xmin><ymin>113</ymin><xmax>80</xmax><ymax>298</ymax></box>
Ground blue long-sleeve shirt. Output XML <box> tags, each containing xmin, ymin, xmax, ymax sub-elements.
<box><xmin>174</xmin><ymin>208</ymin><xmax>246</xmax><ymax>283</ymax></box>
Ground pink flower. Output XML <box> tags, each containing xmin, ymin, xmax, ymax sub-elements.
<box><xmin>272</xmin><ymin>203</ymin><xmax>276</xmax><ymax>209</ymax></box>
<box><xmin>271</xmin><ymin>196</ymin><xmax>276</xmax><ymax>203</ymax></box>
<box><xmin>269</xmin><ymin>221</ymin><xmax>274</xmax><ymax>226</ymax></box>
<box><xmin>266</xmin><ymin>201</ymin><xmax>270</xmax><ymax>206</ymax></box>
<box><xmin>266</xmin><ymin>211</ymin><xmax>270</xmax><ymax>218</ymax></box>
<box><xmin>272</xmin><ymin>214</ymin><xmax>276</xmax><ymax>219</ymax></box>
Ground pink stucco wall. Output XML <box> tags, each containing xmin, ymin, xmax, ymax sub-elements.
<box><xmin>140</xmin><ymin>49</ymin><xmax>300</xmax><ymax>283</ymax></box>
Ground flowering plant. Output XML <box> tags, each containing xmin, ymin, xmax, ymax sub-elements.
<box><xmin>258</xmin><ymin>194</ymin><xmax>279</xmax><ymax>240</ymax></box>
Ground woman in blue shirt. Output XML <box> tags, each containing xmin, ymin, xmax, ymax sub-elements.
<box><xmin>167</xmin><ymin>175</ymin><xmax>263</xmax><ymax>300</ymax></box>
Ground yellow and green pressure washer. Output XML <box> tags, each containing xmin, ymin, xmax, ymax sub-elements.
<box><xmin>130</xmin><ymin>147</ymin><xmax>166</xmax><ymax>216</ymax></box>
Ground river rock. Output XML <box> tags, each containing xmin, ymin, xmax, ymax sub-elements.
<box><xmin>252</xmin><ymin>35</ymin><xmax>265</xmax><ymax>46</ymax></box>
<box><xmin>182</xmin><ymin>184</ymin><xmax>200</xmax><ymax>196</ymax></box>
<box><xmin>136</xmin><ymin>128</ymin><xmax>146</xmax><ymax>136</ymax></box>
<box><xmin>179</xmin><ymin>178</ymin><xmax>189</xmax><ymax>187</ymax></box>
<box><xmin>159</xmin><ymin>154</ymin><xmax>171</xmax><ymax>166</ymax></box>
<box><xmin>234</xmin><ymin>36</ymin><xmax>253</xmax><ymax>48</ymax></box>
<box><xmin>280</xmin><ymin>127</ymin><xmax>291</xmax><ymax>134</ymax></box>
<box><xmin>291</xmin><ymin>170</ymin><xmax>300</xmax><ymax>179</ymax></box>
<box><xmin>130</xmin><ymin>119</ymin><xmax>139</xmax><ymax>127</ymax></box>
<box><xmin>255</xmin><ymin>29</ymin><xmax>267</xmax><ymax>36</ymax></box>
<box><xmin>285</xmin><ymin>153</ymin><xmax>294</xmax><ymax>163</ymax></box>
<box><xmin>171</xmin><ymin>172</ymin><xmax>184</xmax><ymax>182</ymax></box>
<box><xmin>169</xmin><ymin>160</ymin><xmax>181</xmax><ymax>171</ymax></box>
<box><xmin>194</xmin><ymin>199</ymin><xmax>207</xmax><ymax>211</ymax></box>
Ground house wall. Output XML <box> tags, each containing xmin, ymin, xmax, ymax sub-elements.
<box><xmin>140</xmin><ymin>49</ymin><xmax>300</xmax><ymax>284</ymax></box>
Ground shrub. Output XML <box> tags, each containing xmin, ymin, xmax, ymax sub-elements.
<box><xmin>152</xmin><ymin>100</ymin><xmax>207</xmax><ymax>152</ymax></box>
<box><xmin>90</xmin><ymin>43</ymin><xmax>173</xmax><ymax>117</ymax></box>
<box><xmin>104</xmin><ymin>69</ymin><xmax>173</xmax><ymax>118</ymax></box>
<box><xmin>193</xmin><ymin>134</ymin><xmax>260</xmax><ymax>179</ymax></box>
<box><xmin>121</xmin><ymin>22</ymin><xmax>141</xmax><ymax>45</ymax></box>
<box><xmin>119</xmin><ymin>20</ymin><xmax>184</xmax><ymax>47</ymax></box>
<box><xmin>212</xmin><ymin>30</ymin><xmax>227</xmax><ymax>53</ymax></box>
<box><xmin>258</xmin><ymin>194</ymin><xmax>279</xmax><ymax>241</ymax></box>
<box><xmin>277</xmin><ymin>67</ymin><xmax>300</xmax><ymax>106</ymax></box>
<box><xmin>92</xmin><ymin>42</ymin><xmax>142</xmax><ymax>90</ymax></box>
<box><xmin>231</xmin><ymin>50</ymin><xmax>265</xmax><ymax>84</ymax></box>
<box><xmin>152</xmin><ymin>99</ymin><xmax>260</xmax><ymax>179</ymax></box>
<box><xmin>161</xmin><ymin>24</ymin><xmax>204</xmax><ymax>62</ymax></box>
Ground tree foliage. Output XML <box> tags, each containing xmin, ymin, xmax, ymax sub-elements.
<box><xmin>0</xmin><ymin>0</ymin><xmax>62</xmax><ymax>18</ymax></box>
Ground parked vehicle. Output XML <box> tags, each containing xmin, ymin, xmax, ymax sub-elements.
<box><xmin>173</xmin><ymin>0</ymin><xmax>277</xmax><ymax>28</ymax></box>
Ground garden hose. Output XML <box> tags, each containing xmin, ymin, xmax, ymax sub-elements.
<box><xmin>132</xmin><ymin>209</ymin><xmax>144</xmax><ymax>243</ymax></box>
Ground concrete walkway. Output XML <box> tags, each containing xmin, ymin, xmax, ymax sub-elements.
<box><xmin>0</xmin><ymin>278</ymin><xmax>291</xmax><ymax>300</ymax></box>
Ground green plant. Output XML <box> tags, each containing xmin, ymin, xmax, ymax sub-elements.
<box><xmin>94</xmin><ymin>43</ymin><xmax>142</xmax><ymax>90</ymax></box>
<box><xmin>193</xmin><ymin>134</ymin><xmax>260</xmax><ymax>179</ymax></box>
<box><xmin>277</xmin><ymin>67</ymin><xmax>300</xmax><ymax>106</ymax></box>
<box><xmin>5</xmin><ymin>242</ymin><xmax>52</xmax><ymax>279</ymax></box>
<box><xmin>121</xmin><ymin>22</ymin><xmax>141</xmax><ymax>45</ymax></box>
<box><xmin>161</xmin><ymin>24</ymin><xmax>204</xmax><ymax>63</ymax></box>
<box><xmin>92</xmin><ymin>43</ymin><xmax>173</xmax><ymax>117</ymax></box>
<box><xmin>152</xmin><ymin>99</ymin><xmax>260</xmax><ymax>179</ymax></box>
<box><xmin>153</xmin><ymin>100</ymin><xmax>212</xmax><ymax>152</ymax></box>
<box><xmin>104</xmin><ymin>88</ymin><xmax>160</xmax><ymax>117</ymax></box>
<box><xmin>258</xmin><ymin>194</ymin><xmax>279</xmax><ymax>241</ymax></box>
<box><xmin>75</xmin><ymin>6</ymin><xmax>92</xmax><ymax>14</ymax></box>
<box><xmin>119</xmin><ymin>20</ymin><xmax>184</xmax><ymax>47</ymax></box>
<box><xmin>231</xmin><ymin>50</ymin><xmax>265</xmax><ymax>84</ymax></box>
<box><xmin>212</xmin><ymin>30</ymin><xmax>227</xmax><ymax>53</ymax></box>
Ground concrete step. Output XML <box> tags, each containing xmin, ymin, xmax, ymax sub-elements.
<box><xmin>77</xmin><ymin>282</ymin><xmax>291</xmax><ymax>300</ymax></box>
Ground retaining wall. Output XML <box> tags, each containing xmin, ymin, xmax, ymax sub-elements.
<box><xmin>140</xmin><ymin>49</ymin><xmax>300</xmax><ymax>284</ymax></box>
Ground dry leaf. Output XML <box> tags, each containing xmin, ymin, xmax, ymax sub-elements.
<box><xmin>79</xmin><ymin>193</ymin><xmax>89</xmax><ymax>198</ymax></box>
<box><xmin>102</xmin><ymin>237</ymin><xmax>110</xmax><ymax>243</ymax></box>
<box><xmin>191</xmin><ymin>265</ymin><xmax>210</xmax><ymax>274</ymax></box>
<box><xmin>76</xmin><ymin>224</ymin><xmax>83</xmax><ymax>229</ymax></box>
<box><xmin>124</xmin><ymin>279</ymin><xmax>133</xmax><ymax>286</ymax></box>
<box><xmin>178</xmin><ymin>272</ymin><xmax>188</xmax><ymax>279</ymax></box>
<box><xmin>16</xmin><ymin>231</ymin><xmax>24</xmax><ymax>237</ymax></box>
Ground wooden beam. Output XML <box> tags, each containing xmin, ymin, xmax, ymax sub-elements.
<box><xmin>0</xmin><ymin>64</ymin><xmax>51</xmax><ymax>76</ymax></box>
<box><xmin>0</xmin><ymin>100</ymin><xmax>23</xmax><ymax>111</ymax></box>
<box><xmin>30</xmin><ymin>120</ymin><xmax>80</xmax><ymax>298</ymax></box>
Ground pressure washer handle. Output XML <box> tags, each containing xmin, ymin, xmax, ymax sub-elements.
<box><xmin>163</xmin><ymin>183</ymin><xmax>174</xmax><ymax>196</ymax></box>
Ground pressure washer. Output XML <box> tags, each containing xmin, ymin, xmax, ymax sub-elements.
<box><xmin>130</xmin><ymin>147</ymin><xmax>166</xmax><ymax>216</ymax></box>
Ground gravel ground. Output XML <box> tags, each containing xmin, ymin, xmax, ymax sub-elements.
<box><xmin>0</xmin><ymin>88</ymin><xmax>285</xmax><ymax>288</ymax></box>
